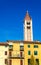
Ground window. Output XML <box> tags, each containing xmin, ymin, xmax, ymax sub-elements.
<box><xmin>28</xmin><ymin>51</ymin><xmax>31</xmax><ymax>55</ymax></box>
<box><xmin>27</xmin><ymin>22</ymin><xmax>30</xmax><ymax>25</ymax></box>
<box><xmin>9</xmin><ymin>60</ymin><xmax>12</xmax><ymax>65</ymax></box>
<box><xmin>9</xmin><ymin>52</ymin><xmax>12</xmax><ymax>56</ymax></box>
<box><xmin>9</xmin><ymin>45</ymin><xmax>13</xmax><ymax>50</ymax></box>
<box><xmin>28</xmin><ymin>59</ymin><xmax>39</xmax><ymax>65</ymax></box>
<box><xmin>20</xmin><ymin>46</ymin><xmax>24</xmax><ymax>51</ymax></box>
<box><xmin>20</xmin><ymin>60</ymin><xmax>23</xmax><ymax>65</ymax></box>
<box><xmin>34</xmin><ymin>51</ymin><xmax>38</xmax><ymax>55</ymax></box>
<box><xmin>9</xmin><ymin>45</ymin><xmax>13</xmax><ymax>48</ymax></box>
<box><xmin>5</xmin><ymin>51</ymin><xmax>7</xmax><ymax>55</ymax></box>
<box><xmin>36</xmin><ymin>59</ymin><xmax>39</xmax><ymax>65</ymax></box>
<box><xmin>28</xmin><ymin>59</ymin><xmax>31</xmax><ymax>65</ymax></box>
<box><xmin>20</xmin><ymin>51</ymin><xmax>23</xmax><ymax>57</ymax></box>
<box><xmin>5</xmin><ymin>59</ymin><xmax>7</xmax><ymax>64</ymax></box>
<box><xmin>28</xmin><ymin>45</ymin><xmax>30</xmax><ymax>48</ymax></box>
<box><xmin>27</xmin><ymin>26</ymin><xmax>30</xmax><ymax>29</ymax></box>
<box><xmin>34</xmin><ymin>45</ymin><xmax>38</xmax><ymax>48</ymax></box>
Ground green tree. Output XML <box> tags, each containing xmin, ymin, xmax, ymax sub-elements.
<box><xmin>30</xmin><ymin>55</ymin><xmax>38</xmax><ymax>65</ymax></box>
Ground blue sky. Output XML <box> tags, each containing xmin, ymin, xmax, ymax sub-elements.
<box><xmin>0</xmin><ymin>0</ymin><xmax>41</xmax><ymax>42</ymax></box>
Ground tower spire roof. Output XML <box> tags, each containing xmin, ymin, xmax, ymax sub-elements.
<box><xmin>24</xmin><ymin>11</ymin><xmax>31</xmax><ymax>21</ymax></box>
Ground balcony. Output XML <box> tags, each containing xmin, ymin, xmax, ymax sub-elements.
<box><xmin>9</xmin><ymin>51</ymin><xmax>24</xmax><ymax>59</ymax></box>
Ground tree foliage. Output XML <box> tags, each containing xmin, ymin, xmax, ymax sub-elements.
<box><xmin>30</xmin><ymin>55</ymin><xmax>38</xmax><ymax>65</ymax></box>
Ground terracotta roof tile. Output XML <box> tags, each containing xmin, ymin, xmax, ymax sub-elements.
<box><xmin>24</xmin><ymin>11</ymin><xmax>31</xmax><ymax>21</ymax></box>
<box><xmin>0</xmin><ymin>42</ymin><xmax>9</xmax><ymax>46</ymax></box>
<box><xmin>7</xmin><ymin>40</ymin><xmax>41</xmax><ymax>44</ymax></box>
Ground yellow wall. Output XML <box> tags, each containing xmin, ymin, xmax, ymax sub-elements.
<box><xmin>12</xmin><ymin>42</ymin><xmax>20</xmax><ymax>57</ymax></box>
<box><xmin>9</xmin><ymin>42</ymin><xmax>24</xmax><ymax>65</ymax></box>
<box><xmin>24</xmin><ymin>43</ymin><xmax>41</xmax><ymax>65</ymax></box>
<box><xmin>9</xmin><ymin>41</ymin><xmax>41</xmax><ymax>65</ymax></box>
<box><xmin>12</xmin><ymin>59</ymin><xmax>20</xmax><ymax>65</ymax></box>
<box><xmin>13</xmin><ymin>42</ymin><xmax>20</xmax><ymax>50</ymax></box>
<box><xmin>12</xmin><ymin>59</ymin><xmax>24</xmax><ymax>65</ymax></box>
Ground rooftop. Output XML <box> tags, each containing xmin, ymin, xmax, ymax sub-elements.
<box><xmin>24</xmin><ymin>11</ymin><xmax>31</xmax><ymax>21</ymax></box>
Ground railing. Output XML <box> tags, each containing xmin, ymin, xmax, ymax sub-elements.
<box><xmin>12</xmin><ymin>54</ymin><xmax>24</xmax><ymax>57</ymax></box>
<box><xmin>9</xmin><ymin>51</ymin><xmax>24</xmax><ymax>59</ymax></box>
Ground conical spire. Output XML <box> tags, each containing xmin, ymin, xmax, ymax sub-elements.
<box><xmin>24</xmin><ymin>11</ymin><xmax>31</xmax><ymax>21</ymax></box>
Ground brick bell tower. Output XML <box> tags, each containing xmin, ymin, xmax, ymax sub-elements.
<box><xmin>24</xmin><ymin>11</ymin><xmax>33</xmax><ymax>41</ymax></box>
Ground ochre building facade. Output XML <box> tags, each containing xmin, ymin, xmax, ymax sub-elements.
<box><xmin>8</xmin><ymin>41</ymin><xmax>41</xmax><ymax>65</ymax></box>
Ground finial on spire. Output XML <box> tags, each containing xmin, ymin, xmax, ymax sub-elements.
<box><xmin>27</xmin><ymin>10</ymin><xmax>28</xmax><ymax>13</ymax></box>
<box><xmin>24</xmin><ymin>10</ymin><xmax>31</xmax><ymax>20</ymax></box>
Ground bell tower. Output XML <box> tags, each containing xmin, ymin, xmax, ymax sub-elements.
<box><xmin>24</xmin><ymin>11</ymin><xmax>33</xmax><ymax>41</ymax></box>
